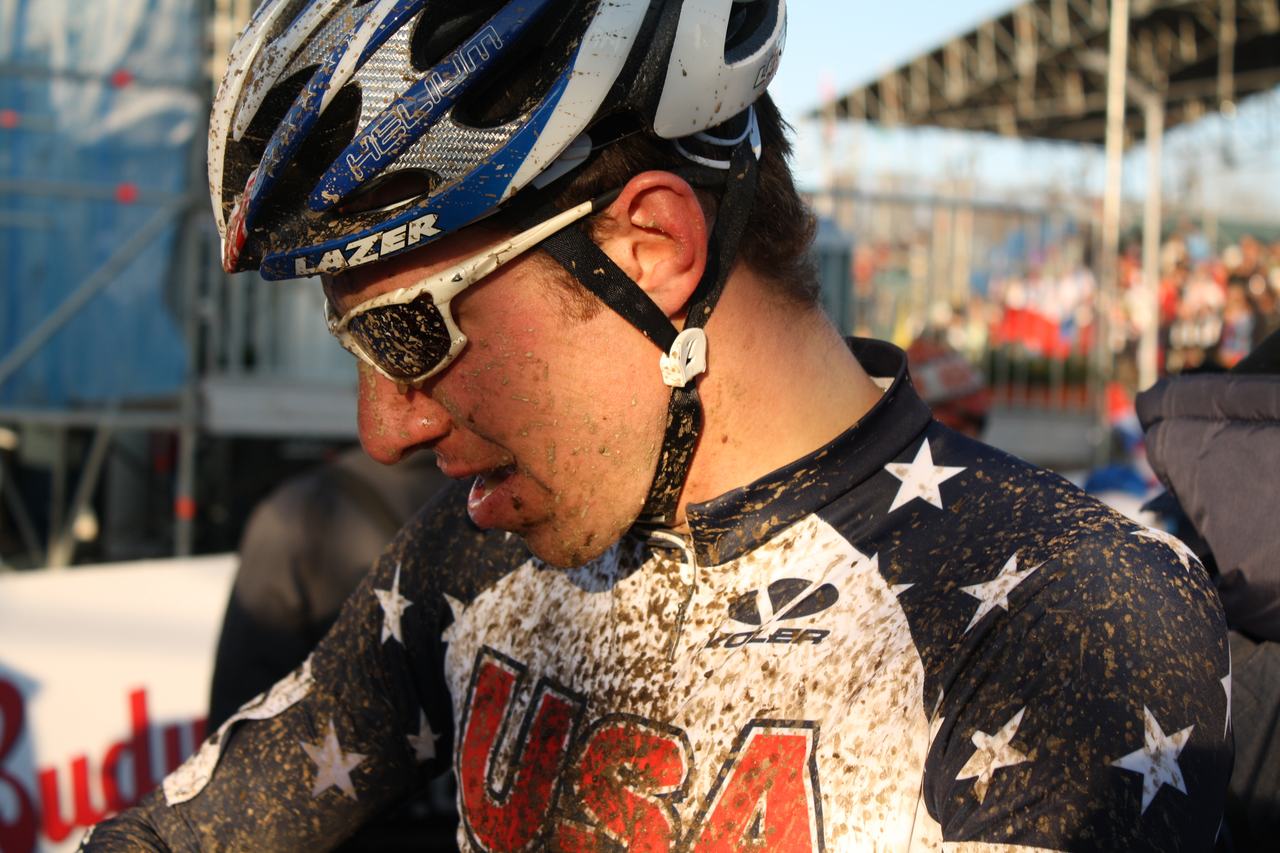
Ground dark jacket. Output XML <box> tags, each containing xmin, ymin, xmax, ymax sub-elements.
<box><xmin>1137</xmin><ymin>370</ymin><xmax>1280</xmax><ymax>643</ymax></box>
<box><xmin>210</xmin><ymin>446</ymin><xmax>449</xmax><ymax>727</ymax></box>
<box><xmin>1137</xmin><ymin>331</ymin><xmax>1280</xmax><ymax>851</ymax></box>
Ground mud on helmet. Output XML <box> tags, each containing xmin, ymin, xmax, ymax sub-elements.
<box><xmin>210</xmin><ymin>0</ymin><xmax>787</xmax><ymax>524</ymax></box>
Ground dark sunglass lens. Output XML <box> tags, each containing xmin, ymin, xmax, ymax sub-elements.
<box><xmin>346</xmin><ymin>294</ymin><xmax>453</xmax><ymax>379</ymax></box>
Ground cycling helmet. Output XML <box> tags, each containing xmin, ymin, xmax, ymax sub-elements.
<box><xmin>210</xmin><ymin>0</ymin><xmax>787</xmax><ymax>526</ymax></box>
<box><xmin>210</xmin><ymin>0</ymin><xmax>786</xmax><ymax>279</ymax></box>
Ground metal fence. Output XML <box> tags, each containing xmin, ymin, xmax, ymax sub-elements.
<box><xmin>807</xmin><ymin>184</ymin><xmax>1112</xmax><ymax>469</ymax></box>
<box><xmin>808</xmin><ymin>184</ymin><xmax>1107</xmax><ymax>412</ymax></box>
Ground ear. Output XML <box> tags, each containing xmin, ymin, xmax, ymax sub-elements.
<box><xmin>594</xmin><ymin>171</ymin><xmax>708</xmax><ymax>319</ymax></box>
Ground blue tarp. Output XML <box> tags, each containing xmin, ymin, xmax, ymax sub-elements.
<box><xmin>0</xmin><ymin>0</ymin><xmax>202</xmax><ymax>407</ymax></box>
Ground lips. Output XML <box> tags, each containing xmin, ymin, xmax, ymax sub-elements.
<box><xmin>434</xmin><ymin>454</ymin><xmax>519</xmax><ymax>527</ymax></box>
<box><xmin>432</xmin><ymin>439</ymin><xmax>522</xmax><ymax>529</ymax></box>
<box><xmin>434</xmin><ymin>453</ymin><xmax>512</xmax><ymax>482</ymax></box>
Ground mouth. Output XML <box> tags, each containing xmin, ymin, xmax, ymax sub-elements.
<box><xmin>465</xmin><ymin>464</ymin><xmax>521</xmax><ymax>528</ymax></box>
<box><xmin>467</xmin><ymin>464</ymin><xmax>516</xmax><ymax>498</ymax></box>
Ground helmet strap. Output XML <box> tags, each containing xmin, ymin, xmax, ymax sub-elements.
<box><xmin>537</xmin><ymin>141</ymin><xmax>759</xmax><ymax>526</ymax></box>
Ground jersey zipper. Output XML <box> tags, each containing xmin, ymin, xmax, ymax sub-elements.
<box><xmin>645</xmin><ymin>528</ymin><xmax>698</xmax><ymax>663</ymax></box>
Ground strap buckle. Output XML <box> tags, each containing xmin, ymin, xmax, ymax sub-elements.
<box><xmin>660</xmin><ymin>328</ymin><xmax>708</xmax><ymax>388</ymax></box>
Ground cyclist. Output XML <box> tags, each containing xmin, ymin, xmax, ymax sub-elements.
<box><xmin>85</xmin><ymin>1</ymin><xmax>1231</xmax><ymax>849</ymax></box>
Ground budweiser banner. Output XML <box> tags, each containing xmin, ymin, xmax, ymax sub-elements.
<box><xmin>0</xmin><ymin>555</ymin><xmax>235</xmax><ymax>852</ymax></box>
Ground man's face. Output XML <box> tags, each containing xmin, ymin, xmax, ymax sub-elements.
<box><xmin>323</xmin><ymin>227</ymin><xmax>670</xmax><ymax>567</ymax></box>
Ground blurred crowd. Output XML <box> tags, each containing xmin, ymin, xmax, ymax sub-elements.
<box><xmin>1146</xmin><ymin>230</ymin><xmax>1280</xmax><ymax>373</ymax></box>
<box><xmin>899</xmin><ymin>225</ymin><xmax>1280</xmax><ymax>384</ymax></box>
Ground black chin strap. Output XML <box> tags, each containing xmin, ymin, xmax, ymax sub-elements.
<box><xmin>538</xmin><ymin>142</ymin><xmax>759</xmax><ymax>526</ymax></box>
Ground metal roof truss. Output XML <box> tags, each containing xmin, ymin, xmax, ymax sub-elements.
<box><xmin>829</xmin><ymin>0</ymin><xmax>1280</xmax><ymax>143</ymax></box>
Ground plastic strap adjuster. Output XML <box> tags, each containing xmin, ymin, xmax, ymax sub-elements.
<box><xmin>660</xmin><ymin>328</ymin><xmax>708</xmax><ymax>388</ymax></box>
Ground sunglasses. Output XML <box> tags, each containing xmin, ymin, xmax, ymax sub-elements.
<box><xmin>325</xmin><ymin>190</ymin><xmax>620</xmax><ymax>388</ymax></box>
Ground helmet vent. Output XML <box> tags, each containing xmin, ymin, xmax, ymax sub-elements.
<box><xmin>724</xmin><ymin>0</ymin><xmax>778</xmax><ymax>64</ymax></box>
<box><xmin>410</xmin><ymin>0</ymin><xmax>507</xmax><ymax>72</ymax></box>
<box><xmin>336</xmin><ymin>168</ymin><xmax>441</xmax><ymax>215</ymax></box>
<box><xmin>251</xmin><ymin>82</ymin><xmax>363</xmax><ymax>242</ymax></box>
<box><xmin>222</xmin><ymin>64</ymin><xmax>319</xmax><ymax>221</ymax></box>
<box><xmin>267</xmin><ymin>0</ymin><xmax>318</xmax><ymax>40</ymax></box>
<box><xmin>452</xmin><ymin>0</ymin><xmax>594</xmax><ymax>130</ymax></box>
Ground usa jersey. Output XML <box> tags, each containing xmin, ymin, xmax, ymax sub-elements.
<box><xmin>84</xmin><ymin>339</ymin><xmax>1232</xmax><ymax>851</ymax></box>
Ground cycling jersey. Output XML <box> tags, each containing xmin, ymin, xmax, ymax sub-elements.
<box><xmin>83</xmin><ymin>339</ymin><xmax>1232</xmax><ymax>851</ymax></box>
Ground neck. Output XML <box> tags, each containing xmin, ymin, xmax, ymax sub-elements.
<box><xmin>673</xmin><ymin>270</ymin><xmax>884</xmax><ymax>526</ymax></box>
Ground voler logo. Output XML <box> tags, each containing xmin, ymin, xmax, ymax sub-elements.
<box><xmin>706</xmin><ymin>578</ymin><xmax>839</xmax><ymax>649</ymax></box>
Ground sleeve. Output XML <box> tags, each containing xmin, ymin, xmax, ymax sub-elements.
<box><xmin>922</xmin><ymin>525</ymin><xmax>1233</xmax><ymax>852</ymax></box>
<box><xmin>81</xmin><ymin>498</ymin><xmax>468</xmax><ymax>851</ymax></box>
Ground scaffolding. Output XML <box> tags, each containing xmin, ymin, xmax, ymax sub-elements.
<box><xmin>0</xmin><ymin>0</ymin><xmax>356</xmax><ymax>570</ymax></box>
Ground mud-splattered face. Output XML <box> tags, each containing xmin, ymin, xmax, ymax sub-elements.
<box><xmin>324</xmin><ymin>229</ymin><xmax>671</xmax><ymax>567</ymax></box>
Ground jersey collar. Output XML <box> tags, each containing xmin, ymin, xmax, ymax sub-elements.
<box><xmin>684</xmin><ymin>337</ymin><xmax>932</xmax><ymax>566</ymax></box>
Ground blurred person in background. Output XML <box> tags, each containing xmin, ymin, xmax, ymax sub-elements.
<box><xmin>906</xmin><ymin>335</ymin><xmax>991</xmax><ymax>438</ymax></box>
<box><xmin>84</xmin><ymin>1</ymin><xmax>1232</xmax><ymax>849</ymax></box>
<box><xmin>1254</xmin><ymin>279</ymin><xmax>1280</xmax><ymax>345</ymax></box>
<box><xmin>208</xmin><ymin>445</ymin><xmax>451</xmax><ymax>849</ymax></box>
<box><xmin>1218</xmin><ymin>279</ymin><xmax>1256</xmax><ymax>368</ymax></box>
<box><xmin>1139</xmin><ymin>329</ymin><xmax>1280</xmax><ymax>852</ymax></box>
<box><xmin>209</xmin><ymin>445</ymin><xmax>446</xmax><ymax>724</ymax></box>
<box><xmin>1232</xmin><ymin>236</ymin><xmax>1265</xmax><ymax>283</ymax></box>
<box><xmin>1169</xmin><ymin>264</ymin><xmax>1226</xmax><ymax>372</ymax></box>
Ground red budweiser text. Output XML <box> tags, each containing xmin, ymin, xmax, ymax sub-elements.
<box><xmin>0</xmin><ymin>677</ymin><xmax>206</xmax><ymax>849</ymax></box>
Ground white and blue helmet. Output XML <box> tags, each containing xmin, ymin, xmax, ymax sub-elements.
<box><xmin>210</xmin><ymin>0</ymin><xmax>787</xmax><ymax>279</ymax></box>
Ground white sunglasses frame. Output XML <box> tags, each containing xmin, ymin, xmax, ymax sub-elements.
<box><xmin>324</xmin><ymin>196</ymin><xmax>603</xmax><ymax>388</ymax></box>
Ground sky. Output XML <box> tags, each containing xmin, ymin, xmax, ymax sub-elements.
<box><xmin>768</xmin><ymin>0</ymin><xmax>1017</xmax><ymax>123</ymax></box>
<box><xmin>764</xmin><ymin>1</ymin><xmax>1280</xmax><ymax>221</ymax></box>
<box><xmin>766</xmin><ymin>0</ymin><xmax>1106</xmax><ymax>197</ymax></box>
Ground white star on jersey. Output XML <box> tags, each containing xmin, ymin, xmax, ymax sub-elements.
<box><xmin>1110</xmin><ymin>706</ymin><xmax>1194</xmax><ymax>813</ymax></box>
<box><xmin>440</xmin><ymin>592</ymin><xmax>468</xmax><ymax>645</ymax></box>
<box><xmin>1133</xmin><ymin>527</ymin><xmax>1201</xmax><ymax>572</ymax></box>
<box><xmin>374</xmin><ymin>562</ymin><xmax>413</xmax><ymax>644</ymax></box>
<box><xmin>956</xmin><ymin>707</ymin><xmax>1030</xmax><ymax>803</ymax></box>
<box><xmin>301</xmin><ymin>720</ymin><xmax>366</xmax><ymax>800</ymax></box>
<box><xmin>407</xmin><ymin>710</ymin><xmax>440</xmax><ymax>763</ymax></box>
<box><xmin>885</xmin><ymin>439</ymin><xmax>965</xmax><ymax>512</ymax></box>
<box><xmin>959</xmin><ymin>554</ymin><xmax>1042</xmax><ymax>632</ymax></box>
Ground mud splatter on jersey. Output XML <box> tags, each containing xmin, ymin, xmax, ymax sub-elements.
<box><xmin>83</xmin><ymin>340</ymin><xmax>1232</xmax><ymax>851</ymax></box>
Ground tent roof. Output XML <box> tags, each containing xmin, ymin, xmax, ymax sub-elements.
<box><xmin>818</xmin><ymin>0</ymin><xmax>1280</xmax><ymax>143</ymax></box>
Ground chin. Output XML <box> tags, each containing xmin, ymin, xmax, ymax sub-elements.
<box><xmin>526</xmin><ymin>539</ymin><xmax>605</xmax><ymax>570</ymax></box>
<box><xmin>523</xmin><ymin>519</ymin><xmax>627</xmax><ymax>570</ymax></box>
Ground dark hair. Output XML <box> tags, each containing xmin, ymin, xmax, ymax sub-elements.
<box><xmin>535</xmin><ymin>93</ymin><xmax>819</xmax><ymax>308</ymax></box>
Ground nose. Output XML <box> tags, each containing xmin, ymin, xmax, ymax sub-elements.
<box><xmin>356</xmin><ymin>363</ymin><xmax>452</xmax><ymax>464</ymax></box>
